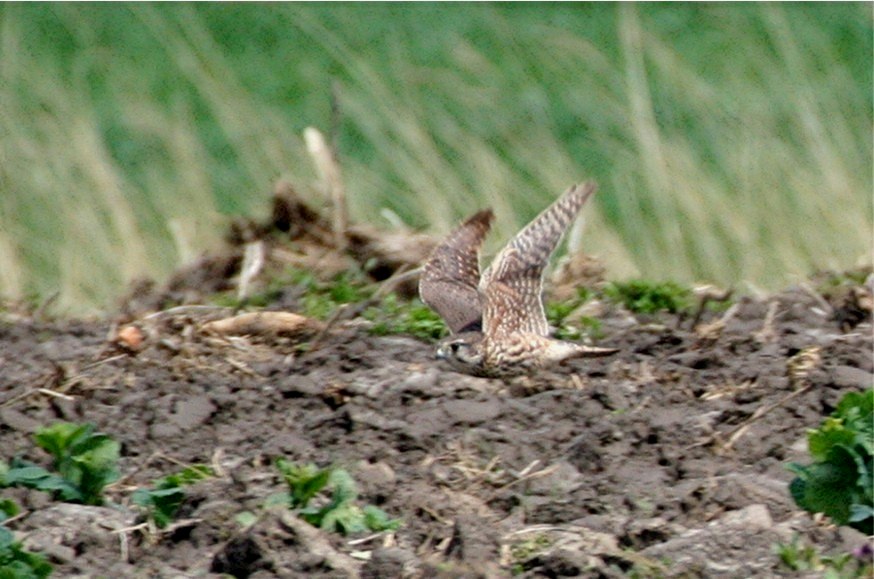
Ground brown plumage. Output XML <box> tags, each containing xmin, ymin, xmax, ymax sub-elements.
<box><xmin>419</xmin><ymin>209</ymin><xmax>493</xmax><ymax>334</ymax></box>
<box><xmin>419</xmin><ymin>182</ymin><xmax>617</xmax><ymax>377</ymax></box>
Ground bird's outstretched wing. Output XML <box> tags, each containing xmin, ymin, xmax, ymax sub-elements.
<box><xmin>419</xmin><ymin>209</ymin><xmax>494</xmax><ymax>334</ymax></box>
<box><xmin>480</xmin><ymin>182</ymin><xmax>597</xmax><ymax>340</ymax></box>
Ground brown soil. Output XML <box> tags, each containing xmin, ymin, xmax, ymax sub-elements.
<box><xmin>1</xmin><ymin>192</ymin><xmax>872</xmax><ymax>577</ymax></box>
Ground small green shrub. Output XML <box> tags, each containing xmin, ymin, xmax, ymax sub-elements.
<box><xmin>0</xmin><ymin>422</ymin><xmax>120</xmax><ymax>506</ymax></box>
<box><xmin>602</xmin><ymin>280</ymin><xmax>693</xmax><ymax>314</ymax></box>
<box><xmin>132</xmin><ymin>464</ymin><xmax>214</xmax><ymax>528</ymax></box>
<box><xmin>545</xmin><ymin>288</ymin><xmax>603</xmax><ymax>341</ymax></box>
<box><xmin>0</xmin><ymin>499</ymin><xmax>52</xmax><ymax>579</ymax></box>
<box><xmin>815</xmin><ymin>268</ymin><xmax>872</xmax><ymax>295</ymax></box>
<box><xmin>508</xmin><ymin>533</ymin><xmax>553</xmax><ymax>574</ymax></box>
<box><xmin>275</xmin><ymin>459</ymin><xmax>400</xmax><ymax>535</ymax></box>
<box><xmin>789</xmin><ymin>390</ymin><xmax>873</xmax><ymax>534</ymax></box>
<box><xmin>776</xmin><ymin>534</ymin><xmax>872</xmax><ymax>578</ymax></box>
<box><xmin>365</xmin><ymin>294</ymin><xmax>446</xmax><ymax>341</ymax></box>
<box><xmin>213</xmin><ymin>268</ymin><xmax>374</xmax><ymax>317</ymax></box>
<box><xmin>297</xmin><ymin>271</ymin><xmax>372</xmax><ymax>320</ymax></box>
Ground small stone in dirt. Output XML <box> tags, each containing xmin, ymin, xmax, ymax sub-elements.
<box><xmin>115</xmin><ymin>325</ymin><xmax>144</xmax><ymax>350</ymax></box>
<box><xmin>831</xmin><ymin>365</ymin><xmax>874</xmax><ymax>388</ymax></box>
<box><xmin>400</xmin><ymin>369</ymin><xmax>439</xmax><ymax>392</ymax></box>
<box><xmin>354</xmin><ymin>460</ymin><xmax>397</xmax><ymax>498</ymax></box>
<box><xmin>348</xmin><ymin>406</ymin><xmax>408</xmax><ymax>431</ymax></box>
<box><xmin>526</xmin><ymin>461</ymin><xmax>584</xmax><ymax>496</ymax></box>
<box><xmin>0</xmin><ymin>407</ymin><xmax>41</xmax><ymax>433</ymax></box>
<box><xmin>404</xmin><ymin>406</ymin><xmax>449</xmax><ymax>439</ymax></box>
<box><xmin>717</xmin><ymin>503</ymin><xmax>773</xmax><ymax>530</ymax></box>
<box><xmin>263</xmin><ymin>431</ymin><xmax>315</xmax><ymax>455</ymax></box>
<box><xmin>443</xmin><ymin>398</ymin><xmax>502</xmax><ymax>425</ymax></box>
<box><xmin>150</xmin><ymin>422</ymin><xmax>183</xmax><ymax>439</ymax></box>
<box><xmin>171</xmin><ymin>394</ymin><xmax>217</xmax><ymax>430</ymax></box>
<box><xmin>277</xmin><ymin>375</ymin><xmax>325</xmax><ymax>398</ymax></box>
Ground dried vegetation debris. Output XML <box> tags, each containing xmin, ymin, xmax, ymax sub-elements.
<box><xmin>119</xmin><ymin>176</ymin><xmax>434</xmax><ymax>319</ymax></box>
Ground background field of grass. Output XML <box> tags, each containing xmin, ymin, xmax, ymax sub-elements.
<box><xmin>0</xmin><ymin>3</ymin><xmax>871</xmax><ymax>314</ymax></box>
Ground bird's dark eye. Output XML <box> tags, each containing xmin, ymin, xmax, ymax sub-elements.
<box><xmin>450</xmin><ymin>342</ymin><xmax>460</xmax><ymax>352</ymax></box>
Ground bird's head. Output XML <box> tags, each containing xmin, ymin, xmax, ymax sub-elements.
<box><xmin>436</xmin><ymin>333</ymin><xmax>485</xmax><ymax>375</ymax></box>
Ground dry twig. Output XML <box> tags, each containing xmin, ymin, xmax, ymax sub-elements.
<box><xmin>754</xmin><ymin>300</ymin><xmax>780</xmax><ymax>344</ymax></box>
<box><xmin>202</xmin><ymin>311</ymin><xmax>324</xmax><ymax>338</ymax></box>
<box><xmin>695</xmin><ymin>302</ymin><xmax>740</xmax><ymax>342</ymax></box>
<box><xmin>304</xmin><ymin>127</ymin><xmax>347</xmax><ymax>251</ymax></box>
<box><xmin>237</xmin><ymin>240</ymin><xmax>265</xmax><ymax>301</ymax></box>
<box><xmin>722</xmin><ymin>382</ymin><xmax>813</xmax><ymax>450</ymax></box>
<box><xmin>690</xmin><ymin>286</ymin><xmax>734</xmax><ymax>330</ymax></box>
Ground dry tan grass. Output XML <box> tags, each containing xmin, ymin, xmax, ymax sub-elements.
<box><xmin>0</xmin><ymin>4</ymin><xmax>870</xmax><ymax>312</ymax></box>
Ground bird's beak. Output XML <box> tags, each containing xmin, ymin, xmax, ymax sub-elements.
<box><xmin>435</xmin><ymin>345</ymin><xmax>449</xmax><ymax>360</ymax></box>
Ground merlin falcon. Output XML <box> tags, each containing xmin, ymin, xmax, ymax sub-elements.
<box><xmin>419</xmin><ymin>182</ymin><xmax>617</xmax><ymax>377</ymax></box>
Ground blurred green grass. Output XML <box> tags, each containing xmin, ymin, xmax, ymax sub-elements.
<box><xmin>0</xmin><ymin>3</ymin><xmax>871</xmax><ymax>313</ymax></box>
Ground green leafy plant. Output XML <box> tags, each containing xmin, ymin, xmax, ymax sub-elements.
<box><xmin>300</xmin><ymin>271</ymin><xmax>448</xmax><ymax>342</ymax></box>
<box><xmin>213</xmin><ymin>268</ymin><xmax>374</xmax><ymax>317</ymax></box>
<box><xmin>776</xmin><ymin>534</ymin><xmax>872</xmax><ymax>579</ymax></box>
<box><xmin>602</xmin><ymin>280</ymin><xmax>693</xmax><ymax>314</ymax></box>
<box><xmin>275</xmin><ymin>459</ymin><xmax>400</xmax><ymax>535</ymax></box>
<box><xmin>131</xmin><ymin>464</ymin><xmax>214</xmax><ymax>528</ymax></box>
<box><xmin>508</xmin><ymin>533</ymin><xmax>554</xmax><ymax>575</ymax></box>
<box><xmin>815</xmin><ymin>268</ymin><xmax>872</xmax><ymax>295</ymax></box>
<box><xmin>788</xmin><ymin>389</ymin><xmax>873</xmax><ymax>534</ymax></box>
<box><xmin>0</xmin><ymin>499</ymin><xmax>52</xmax><ymax>579</ymax></box>
<box><xmin>545</xmin><ymin>288</ymin><xmax>603</xmax><ymax>341</ymax></box>
<box><xmin>0</xmin><ymin>501</ymin><xmax>17</xmax><ymax>520</ymax></box>
<box><xmin>0</xmin><ymin>422</ymin><xmax>120</xmax><ymax>506</ymax></box>
<box><xmin>296</xmin><ymin>271</ymin><xmax>372</xmax><ymax>320</ymax></box>
<box><xmin>365</xmin><ymin>294</ymin><xmax>447</xmax><ymax>341</ymax></box>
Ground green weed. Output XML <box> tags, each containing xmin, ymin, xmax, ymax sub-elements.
<box><xmin>365</xmin><ymin>294</ymin><xmax>447</xmax><ymax>342</ymax></box>
<box><xmin>776</xmin><ymin>535</ymin><xmax>872</xmax><ymax>579</ymax></box>
<box><xmin>602</xmin><ymin>280</ymin><xmax>693</xmax><ymax>315</ymax></box>
<box><xmin>131</xmin><ymin>464</ymin><xmax>215</xmax><ymax>529</ymax></box>
<box><xmin>275</xmin><ymin>459</ymin><xmax>400</xmax><ymax>535</ymax></box>
<box><xmin>816</xmin><ymin>268</ymin><xmax>872</xmax><ymax>290</ymax></box>
<box><xmin>815</xmin><ymin>268</ymin><xmax>874</xmax><ymax>302</ymax></box>
<box><xmin>788</xmin><ymin>389</ymin><xmax>874</xmax><ymax>534</ymax></box>
<box><xmin>214</xmin><ymin>266</ymin><xmax>379</xmax><ymax>317</ymax></box>
<box><xmin>1</xmin><ymin>422</ymin><xmax>120</xmax><ymax>506</ymax></box>
<box><xmin>509</xmin><ymin>533</ymin><xmax>553</xmax><ymax>574</ymax></box>
<box><xmin>0</xmin><ymin>499</ymin><xmax>52</xmax><ymax>579</ymax></box>
<box><xmin>546</xmin><ymin>288</ymin><xmax>604</xmax><ymax>341</ymax></box>
<box><xmin>293</xmin><ymin>271</ymin><xmax>372</xmax><ymax>321</ymax></box>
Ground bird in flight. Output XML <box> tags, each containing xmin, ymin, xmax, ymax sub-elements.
<box><xmin>419</xmin><ymin>182</ymin><xmax>617</xmax><ymax>377</ymax></box>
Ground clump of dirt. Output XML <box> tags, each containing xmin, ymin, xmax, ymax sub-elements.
<box><xmin>1</xmin><ymin>178</ymin><xmax>872</xmax><ymax>577</ymax></box>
